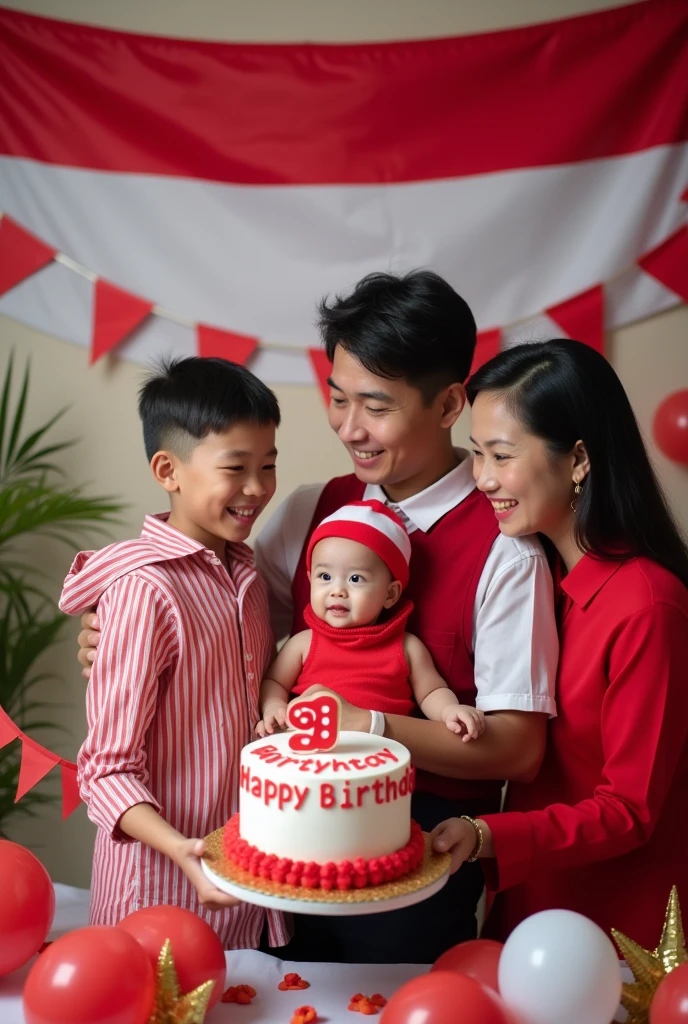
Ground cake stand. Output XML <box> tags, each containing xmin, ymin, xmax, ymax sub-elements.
<box><xmin>200</xmin><ymin>828</ymin><xmax>451</xmax><ymax>916</ymax></box>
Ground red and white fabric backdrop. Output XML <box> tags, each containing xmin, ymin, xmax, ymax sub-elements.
<box><xmin>0</xmin><ymin>1</ymin><xmax>686</xmax><ymax>383</ymax></box>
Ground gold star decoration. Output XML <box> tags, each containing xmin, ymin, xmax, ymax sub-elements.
<box><xmin>611</xmin><ymin>885</ymin><xmax>688</xmax><ymax>1024</ymax></box>
<box><xmin>148</xmin><ymin>939</ymin><xmax>216</xmax><ymax>1024</ymax></box>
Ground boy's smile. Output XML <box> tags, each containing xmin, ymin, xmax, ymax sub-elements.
<box><xmin>162</xmin><ymin>423</ymin><xmax>277</xmax><ymax>558</ymax></box>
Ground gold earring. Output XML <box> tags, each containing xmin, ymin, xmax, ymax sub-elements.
<box><xmin>571</xmin><ymin>482</ymin><xmax>582</xmax><ymax>511</ymax></box>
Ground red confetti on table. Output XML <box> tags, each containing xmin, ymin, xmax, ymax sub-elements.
<box><xmin>348</xmin><ymin>991</ymin><xmax>387</xmax><ymax>1014</ymax></box>
<box><xmin>278</xmin><ymin>972</ymin><xmax>311</xmax><ymax>991</ymax></box>
<box><xmin>221</xmin><ymin>983</ymin><xmax>257</xmax><ymax>1004</ymax></box>
<box><xmin>291</xmin><ymin>1005</ymin><xmax>318</xmax><ymax>1024</ymax></box>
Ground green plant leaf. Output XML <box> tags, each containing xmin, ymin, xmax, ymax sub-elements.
<box><xmin>12</xmin><ymin>414</ymin><xmax>71</xmax><ymax>466</ymax></box>
<box><xmin>0</xmin><ymin>352</ymin><xmax>124</xmax><ymax>829</ymax></box>
<box><xmin>4</xmin><ymin>358</ymin><xmax>30</xmax><ymax>471</ymax></box>
<box><xmin>0</xmin><ymin>351</ymin><xmax>13</xmax><ymax>472</ymax></box>
<box><xmin>0</xmin><ymin>481</ymin><xmax>121</xmax><ymax>548</ymax></box>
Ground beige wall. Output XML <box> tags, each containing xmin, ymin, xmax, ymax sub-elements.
<box><xmin>2</xmin><ymin>0</ymin><xmax>686</xmax><ymax>888</ymax></box>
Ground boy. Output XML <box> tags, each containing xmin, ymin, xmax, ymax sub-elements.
<box><xmin>60</xmin><ymin>356</ymin><xmax>288</xmax><ymax>949</ymax></box>
<box><xmin>259</xmin><ymin>499</ymin><xmax>484</xmax><ymax>741</ymax></box>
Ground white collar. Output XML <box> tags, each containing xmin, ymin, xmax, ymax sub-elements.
<box><xmin>364</xmin><ymin>449</ymin><xmax>477</xmax><ymax>533</ymax></box>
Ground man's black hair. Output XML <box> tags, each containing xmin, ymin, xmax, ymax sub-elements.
<box><xmin>318</xmin><ymin>270</ymin><xmax>477</xmax><ymax>402</ymax></box>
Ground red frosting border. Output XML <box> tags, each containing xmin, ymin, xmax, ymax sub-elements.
<box><xmin>223</xmin><ymin>815</ymin><xmax>425</xmax><ymax>890</ymax></box>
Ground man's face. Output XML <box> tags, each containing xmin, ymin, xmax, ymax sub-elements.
<box><xmin>326</xmin><ymin>346</ymin><xmax>462</xmax><ymax>501</ymax></box>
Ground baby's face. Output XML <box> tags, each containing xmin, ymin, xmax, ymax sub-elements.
<box><xmin>309</xmin><ymin>536</ymin><xmax>401</xmax><ymax>629</ymax></box>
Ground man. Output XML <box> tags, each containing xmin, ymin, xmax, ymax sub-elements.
<box><xmin>78</xmin><ymin>270</ymin><xmax>557</xmax><ymax>963</ymax></box>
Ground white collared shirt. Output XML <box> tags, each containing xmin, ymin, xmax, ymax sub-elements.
<box><xmin>255</xmin><ymin>454</ymin><xmax>558</xmax><ymax>716</ymax></box>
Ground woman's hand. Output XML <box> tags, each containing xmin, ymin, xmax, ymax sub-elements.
<box><xmin>431</xmin><ymin>817</ymin><xmax>487</xmax><ymax>873</ymax></box>
<box><xmin>299</xmin><ymin>686</ymin><xmax>372</xmax><ymax>732</ymax></box>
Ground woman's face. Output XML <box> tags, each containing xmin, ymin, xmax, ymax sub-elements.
<box><xmin>470</xmin><ymin>392</ymin><xmax>579</xmax><ymax>543</ymax></box>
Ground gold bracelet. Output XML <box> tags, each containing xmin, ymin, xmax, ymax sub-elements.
<box><xmin>460</xmin><ymin>815</ymin><xmax>484</xmax><ymax>862</ymax></box>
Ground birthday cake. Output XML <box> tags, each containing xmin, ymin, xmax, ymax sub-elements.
<box><xmin>223</xmin><ymin>697</ymin><xmax>424</xmax><ymax>891</ymax></box>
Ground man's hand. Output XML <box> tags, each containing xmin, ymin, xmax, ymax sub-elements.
<box><xmin>299</xmin><ymin>686</ymin><xmax>372</xmax><ymax>732</ymax></box>
<box><xmin>172</xmin><ymin>837</ymin><xmax>242</xmax><ymax>912</ymax></box>
<box><xmin>77</xmin><ymin>609</ymin><xmax>101</xmax><ymax>679</ymax></box>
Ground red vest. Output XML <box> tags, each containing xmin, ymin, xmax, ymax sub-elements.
<box><xmin>291</xmin><ymin>473</ymin><xmax>501</xmax><ymax>801</ymax></box>
<box><xmin>293</xmin><ymin>599</ymin><xmax>416</xmax><ymax>716</ymax></box>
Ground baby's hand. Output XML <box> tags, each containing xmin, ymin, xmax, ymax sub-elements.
<box><xmin>256</xmin><ymin>703</ymin><xmax>288</xmax><ymax>737</ymax></box>
<box><xmin>442</xmin><ymin>704</ymin><xmax>485</xmax><ymax>742</ymax></box>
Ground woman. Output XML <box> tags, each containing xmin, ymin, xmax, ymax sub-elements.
<box><xmin>431</xmin><ymin>338</ymin><xmax>688</xmax><ymax>947</ymax></box>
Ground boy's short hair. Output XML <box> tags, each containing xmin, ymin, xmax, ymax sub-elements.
<box><xmin>317</xmin><ymin>270</ymin><xmax>477</xmax><ymax>402</ymax></box>
<box><xmin>138</xmin><ymin>356</ymin><xmax>281</xmax><ymax>462</ymax></box>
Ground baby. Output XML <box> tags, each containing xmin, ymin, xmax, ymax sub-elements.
<box><xmin>257</xmin><ymin>499</ymin><xmax>484</xmax><ymax>741</ymax></box>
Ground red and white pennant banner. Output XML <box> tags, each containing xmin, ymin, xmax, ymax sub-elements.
<box><xmin>0</xmin><ymin>211</ymin><xmax>685</xmax><ymax>390</ymax></box>
<box><xmin>0</xmin><ymin>2</ymin><xmax>686</xmax><ymax>392</ymax></box>
<box><xmin>0</xmin><ymin>705</ymin><xmax>81</xmax><ymax>819</ymax></box>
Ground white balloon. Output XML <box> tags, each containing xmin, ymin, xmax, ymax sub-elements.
<box><xmin>498</xmin><ymin>909</ymin><xmax>622</xmax><ymax>1024</ymax></box>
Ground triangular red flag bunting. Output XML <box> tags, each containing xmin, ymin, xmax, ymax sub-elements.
<box><xmin>60</xmin><ymin>763</ymin><xmax>82</xmax><ymax>819</ymax></box>
<box><xmin>197</xmin><ymin>324</ymin><xmax>259</xmax><ymax>365</ymax></box>
<box><xmin>0</xmin><ymin>215</ymin><xmax>57</xmax><ymax>298</ymax></box>
<box><xmin>91</xmin><ymin>279</ymin><xmax>153</xmax><ymax>364</ymax></box>
<box><xmin>15</xmin><ymin>741</ymin><xmax>59</xmax><ymax>802</ymax></box>
<box><xmin>638</xmin><ymin>226</ymin><xmax>688</xmax><ymax>304</ymax></box>
<box><xmin>0</xmin><ymin>706</ymin><xmax>19</xmax><ymax>750</ymax></box>
<box><xmin>546</xmin><ymin>284</ymin><xmax>605</xmax><ymax>355</ymax></box>
<box><xmin>307</xmin><ymin>348</ymin><xmax>333</xmax><ymax>407</ymax></box>
<box><xmin>469</xmin><ymin>328</ymin><xmax>501</xmax><ymax>376</ymax></box>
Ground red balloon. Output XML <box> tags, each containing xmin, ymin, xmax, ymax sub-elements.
<box><xmin>23</xmin><ymin>925</ymin><xmax>155</xmax><ymax>1024</ymax></box>
<box><xmin>381</xmin><ymin>970</ymin><xmax>511</xmax><ymax>1024</ymax></box>
<box><xmin>432</xmin><ymin>939</ymin><xmax>504</xmax><ymax>993</ymax></box>
<box><xmin>0</xmin><ymin>840</ymin><xmax>55</xmax><ymax>976</ymax></box>
<box><xmin>653</xmin><ymin>390</ymin><xmax>688</xmax><ymax>465</ymax></box>
<box><xmin>650</xmin><ymin>962</ymin><xmax>688</xmax><ymax>1023</ymax></box>
<box><xmin>117</xmin><ymin>905</ymin><xmax>226</xmax><ymax>1009</ymax></box>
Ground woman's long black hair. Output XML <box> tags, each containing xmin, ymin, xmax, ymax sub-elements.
<box><xmin>466</xmin><ymin>339</ymin><xmax>688</xmax><ymax>588</ymax></box>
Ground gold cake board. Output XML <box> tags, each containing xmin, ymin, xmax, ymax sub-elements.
<box><xmin>201</xmin><ymin>827</ymin><xmax>451</xmax><ymax>917</ymax></box>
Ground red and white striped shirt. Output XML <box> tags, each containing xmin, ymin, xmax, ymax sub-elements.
<box><xmin>60</xmin><ymin>513</ymin><xmax>288</xmax><ymax>948</ymax></box>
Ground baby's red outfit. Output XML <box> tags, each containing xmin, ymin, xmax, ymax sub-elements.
<box><xmin>292</xmin><ymin>599</ymin><xmax>416</xmax><ymax>716</ymax></box>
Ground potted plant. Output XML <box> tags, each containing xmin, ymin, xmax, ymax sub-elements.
<box><xmin>0</xmin><ymin>353</ymin><xmax>123</xmax><ymax>836</ymax></box>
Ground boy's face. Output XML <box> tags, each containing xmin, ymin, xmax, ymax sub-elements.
<box><xmin>160</xmin><ymin>422</ymin><xmax>277</xmax><ymax>549</ymax></box>
<box><xmin>326</xmin><ymin>346</ymin><xmax>464</xmax><ymax>502</ymax></box>
<box><xmin>309</xmin><ymin>536</ymin><xmax>402</xmax><ymax>629</ymax></box>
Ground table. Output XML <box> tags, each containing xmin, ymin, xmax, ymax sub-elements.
<box><xmin>0</xmin><ymin>885</ymin><xmax>631</xmax><ymax>1022</ymax></box>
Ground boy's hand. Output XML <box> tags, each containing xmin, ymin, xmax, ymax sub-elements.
<box><xmin>430</xmin><ymin>818</ymin><xmax>479</xmax><ymax>873</ymax></box>
<box><xmin>441</xmin><ymin>704</ymin><xmax>485</xmax><ymax>741</ymax></box>
<box><xmin>256</xmin><ymin>703</ymin><xmax>288</xmax><ymax>736</ymax></box>
<box><xmin>77</xmin><ymin>608</ymin><xmax>101</xmax><ymax>680</ymax></box>
<box><xmin>173</xmin><ymin>838</ymin><xmax>242</xmax><ymax>912</ymax></box>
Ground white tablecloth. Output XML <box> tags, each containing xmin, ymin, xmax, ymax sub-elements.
<box><xmin>0</xmin><ymin>885</ymin><xmax>630</xmax><ymax>1022</ymax></box>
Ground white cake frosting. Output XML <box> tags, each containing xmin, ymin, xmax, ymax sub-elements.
<box><xmin>238</xmin><ymin>730</ymin><xmax>414</xmax><ymax>863</ymax></box>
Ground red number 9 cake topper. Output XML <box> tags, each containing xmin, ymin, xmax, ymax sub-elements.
<box><xmin>287</xmin><ymin>693</ymin><xmax>341</xmax><ymax>752</ymax></box>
